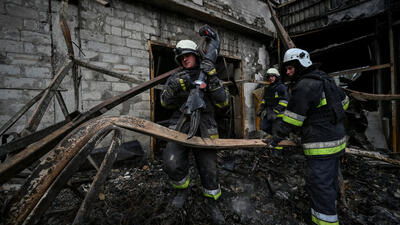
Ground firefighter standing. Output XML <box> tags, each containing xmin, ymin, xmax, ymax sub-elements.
<box><xmin>257</xmin><ymin>68</ymin><xmax>289</xmax><ymax>140</ymax></box>
<box><xmin>267</xmin><ymin>48</ymin><xmax>349</xmax><ymax>225</ymax></box>
<box><xmin>160</xmin><ymin>32</ymin><xmax>229</xmax><ymax>224</ymax></box>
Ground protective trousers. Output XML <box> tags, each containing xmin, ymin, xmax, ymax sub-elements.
<box><xmin>163</xmin><ymin>141</ymin><xmax>220</xmax><ymax>199</ymax></box>
<box><xmin>306</xmin><ymin>157</ymin><xmax>340</xmax><ymax>225</ymax></box>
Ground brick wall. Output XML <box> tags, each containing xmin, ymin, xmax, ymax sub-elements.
<box><xmin>0</xmin><ymin>0</ymin><xmax>274</xmax><ymax>153</ymax></box>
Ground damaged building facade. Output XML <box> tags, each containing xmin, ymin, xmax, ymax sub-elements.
<box><xmin>275</xmin><ymin>0</ymin><xmax>400</xmax><ymax>152</ymax></box>
<box><xmin>0</xmin><ymin>0</ymin><xmax>277</xmax><ymax>154</ymax></box>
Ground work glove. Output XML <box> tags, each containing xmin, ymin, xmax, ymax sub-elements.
<box><xmin>200</xmin><ymin>59</ymin><xmax>217</xmax><ymax>76</ymax></box>
<box><xmin>266</xmin><ymin>111</ymin><xmax>277</xmax><ymax>121</ymax></box>
<box><xmin>262</xmin><ymin>136</ymin><xmax>283</xmax><ymax>149</ymax></box>
<box><xmin>167</xmin><ymin>76</ymin><xmax>192</xmax><ymax>93</ymax></box>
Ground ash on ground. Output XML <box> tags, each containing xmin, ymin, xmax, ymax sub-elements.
<box><xmin>1</xmin><ymin>146</ymin><xmax>400</xmax><ymax>225</ymax></box>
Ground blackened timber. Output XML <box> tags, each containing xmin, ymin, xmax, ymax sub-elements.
<box><xmin>267</xmin><ymin>0</ymin><xmax>296</xmax><ymax>49</ymax></box>
<box><xmin>0</xmin><ymin>119</ymin><xmax>69</xmax><ymax>158</ymax></box>
<box><xmin>60</xmin><ymin>0</ymin><xmax>80</xmax><ymax>111</ymax></box>
<box><xmin>74</xmin><ymin>58</ymin><xmax>144</xmax><ymax>83</ymax></box>
<box><xmin>328</xmin><ymin>64</ymin><xmax>391</xmax><ymax>77</ymax></box>
<box><xmin>21</xmin><ymin>60</ymin><xmax>74</xmax><ymax>137</ymax></box>
<box><xmin>55</xmin><ymin>91</ymin><xmax>69</xmax><ymax>118</ymax></box>
<box><xmin>0</xmin><ymin>66</ymin><xmax>180</xmax><ymax>185</ymax></box>
<box><xmin>344</xmin><ymin>88</ymin><xmax>400</xmax><ymax>101</ymax></box>
<box><xmin>0</xmin><ymin>90</ymin><xmax>45</xmax><ymax>137</ymax></box>
<box><xmin>309</xmin><ymin>34</ymin><xmax>375</xmax><ymax>56</ymax></box>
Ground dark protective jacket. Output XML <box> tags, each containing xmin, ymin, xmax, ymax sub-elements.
<box><xmin>160</xmin><ymin>68</ymin><xmax>229</xmax><ymax>138</ymax></box>
<box><xmin>278</xmin><ymin>66</ymin><xmax>349</xmax><ymax>158</ymax></box>
<box><xmin>259</xmin><ymin>81</ymin><xmax>289</xmax><ymax>118</ymax></box>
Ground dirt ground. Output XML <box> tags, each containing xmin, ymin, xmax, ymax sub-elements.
<box><xmin>5</xmin><ymin>144</ymin><xmax>397</xmax><ymax>225</ymax></box>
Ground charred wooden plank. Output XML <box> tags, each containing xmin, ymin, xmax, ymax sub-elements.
<box><xmin>74</xmin><ymin>58</ymin><xmax>144</xmax><ymax>84</ymax></box>
<box><xmin>21</xmin><ymin>60</ymin><xmax>73</xmax><ymax>137</ymax></box>
<box><xmin>267</xmin><ymin>0</ymin><xmax>296</xmax><ymax>49</ymax></box>
<box><xmin>0</xmin><ymin>66</ymin><xmax>180</xmax><ymax>185</ymax></box>
<box><xmin>328</xmin><ymin>63</ymin><xmax>391</xmax><ymax>77</ymax></box>
<box><xmin>73</xmin><ymin>130</ymin><xmax>121</xmax><ymax>224</ymax></box>
<box><xmin>344</xmin><ymin>88</ymin><xmax>400</xmax><ymax>101</ymax></box>
<box><xmin>0</xmin><ymin>90</ymin><xmax>45</xmax><ymax>137</ymax></box>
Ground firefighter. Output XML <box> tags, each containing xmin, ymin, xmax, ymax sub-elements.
<box><xmin>160</xmin><ymin>37</ymin><xmax>229</xmax><ymax>224</ymax></box>
<box><xmin>266</xmin><ymin>48</ymin><xmax>349</xmax><ymax>225</ymax></box>
<box><xmin>257</xmin><ymin>68</ymin><xmax>289</xmax><ymax>141</ymax></box>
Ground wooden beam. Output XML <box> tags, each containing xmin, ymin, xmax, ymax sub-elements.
<box><xmin>55</xmin><ymin>91</ymin><xmax>69</xmax><ymax>118</ymax></box>
<box><xmin>0</xmin><ymin>90</ymin><xmax>44</xmax><ymax>137</ymax></box>
<box><xmin>74</xmin><ymin>58</ymin><xmax>144</xmax><ymax>84</ymax></box>
<box><xmin>21</xmin><ymin>60</ymin><xmax>73</xmax><ymax>137</ymax></box>
<box><xmin>343</xmin><ymin>88</ymin><xmax>400</xmax><ymax>101</ymax></box>
<box><xmin>0</xmin><ymin>66</ymin><xmax>180</xmax><ymax>185</ymax></box>
<box><xmin>328</xmin><ymin>63</ymin><xmax>391</xmax><ymax>77</ymax></box>
<box><xmin>310</xmin><ymin>34</ymin><xmax>375</xmax><ymax>56</ymax></box>
<box><xmin>267</xmin><ymin>0</ymin><xmax>296</xmax><ymax>49</ymax></box>
<box><xmin>388</xmin><ymin>9</ymin><xmax>398</xmax><ymax>152</ymax></box>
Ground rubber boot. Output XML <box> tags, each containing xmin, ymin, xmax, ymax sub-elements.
<box><xmin>205</xmin><ymin>198</ymin><xmax>225</xmax><ymax>225</ymax></box>
<box><xmin>171</xmin><ymin>188</ymin><xmax>188</xmax><ymax>209</ymax></box>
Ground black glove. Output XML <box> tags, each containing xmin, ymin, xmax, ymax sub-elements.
<box><xmin>262</xmin><ymin>136</ymin><xmax>283</xmax><ymax>148</ymax></box>
<box><xmin>200</xmin><ymin>59</ymin><xmax>216</xmax><ymax>76</ymax></box>
<box><xmin>167</xmin><ymin>76</ymin><xmax>192</xmax><ymax>93</ymax></box>
<box><xmin>266</xmin><ymin>111</ymin><xmax>277</xmax><ymax>121</ymax></box>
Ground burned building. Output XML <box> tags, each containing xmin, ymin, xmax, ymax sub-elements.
<box><xmin>274</xmin><ymin>0</ymin><xmax>400</xmax><ymax>152</ymax></box>
<box><xmin>0</xmin><ymin>0</ymin><xmax>277</xmax><ymax>155</ymax></box>
<box><xmin>0</xmin><ymin>0</ymin><xmax>400</xmax><ymax>225</ymax></box>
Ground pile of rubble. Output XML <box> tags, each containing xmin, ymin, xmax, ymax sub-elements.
<box><xmin>2</xmin><ymin>143</ymin><xmax>398</xmax><ymax>225</ymax></box>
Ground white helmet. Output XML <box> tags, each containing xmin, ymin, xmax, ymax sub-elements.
<box><xmin>265</xmin><ymin>68</ymin><xmax>280</xmax><ymax>78</ymax></box>
<box><xmin>174</xmin><ymin>40</ymin><xmax>199</xmax><ymax>66</ymax></box>
<box><xmin>283</xmin><ymin>48</ymin><xmax>312</xmax><ymax>68</ymax></box>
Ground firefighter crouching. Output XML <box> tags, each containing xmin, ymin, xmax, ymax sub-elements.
<box><xmin>257</xmin><ymin>68</ymin><xmax>289</xmax><ymax>142</ymax></box>
<box><xmin>266</xmin><ymin>48</ymin><xmax>349</xmax><ymax>225</ymax></box>
<box><xmin>160</xmin><ymin>35</ymin><xmax>229</xmax><ymax>224</ymax></box>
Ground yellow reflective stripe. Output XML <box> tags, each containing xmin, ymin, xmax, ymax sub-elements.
<box><xmin>273</xmin><ymin>109</ymin><xmax>279</xmax><ymax>114</ymax></box>
<box><xmin>343</xmin><ymin>101</ymin><xmax>349</xmax><ymax>110</ymax></box>
<box><xmin>215</xmin><ymin>98</ymin><xmax>229</xmax><ymax>108</ymax></box>
<box><xmin>274</xmin><ymin>93</ymin><xmax>279</xmax><ymax>98</ymax></box>
<box><xmin>179</xmin><ymin>79</ymin><xmax>187</xmax><ymax>91</ymax></box>
<box><xmin>274</xmin><ymin>146</ymin><xmax>283</xmax><ymax>150</ymax></box>
<box><xmin>208</xmin><ymin>68</ymin><xmax>216</xmax><ymax>75</ymax></box>
<box><xmin>172</xmin><ymin>177</ymin><xmax>190</xmax><ymax>189</ymax></box>
<box><xmin>279</xmin><ymin>101</ymin><xmax>287</xmax><ymax>107</ymax></box>
<box><xmin>210</xmin><ymin>134</ymin><xmax>219</xmax><ymax>139</ymax></box>
<box><xmin>317</xmin><ymin>98</ymin><xmax>327</xmax><ymax>108</ymax></box>
<box><xmin>203</xmin><ymin>190</ymin><xmax>221</xmax><ymax>200</ymax></box>
<box><xmin>312</xmin><ymin>216</ymin><xmax>339</xmax><ymax>225</ymax></box>
<box><xmin>283</xmin><ymin>115</ymin><xmax>303</xmax><ymax>127</ymax></box>
<box><xmin>276</xmin><ymin>114</ymin><xmax>283</xmax><ymax>118</ymax></box>
<box><xmin>304</xmin><ymin>142</ymin><xmax>346</xmax><ymax>156</ymax></box>
<box><xmin>261</xmin><ymin>100</ymin><xmax>265</xmax><ymax>104</ymax></box>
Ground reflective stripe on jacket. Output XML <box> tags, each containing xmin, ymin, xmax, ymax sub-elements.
<box><xmin>278</xmin><ymin>68</ymin><xmax>348</xmax><ymax>158</ymax></box>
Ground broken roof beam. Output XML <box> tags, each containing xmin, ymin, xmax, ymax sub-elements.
<box><xmin>328</xmin><ymin>63</ymin><xmax>391</xmax><ymax>77</ymax></box>
<box><xmin>0</xmin><ymin>66</ymin><xmax>180</xmax><ymax>185</ymax></box>
<box><xmin>95</xmin><ymin>0</ymin><xmax>110</xmax><ymax>7</ymax></box>
<box><xmin>267</xmin><ymin>0</ymin><xmax>296</xmax><ymax>49</ymax></box>
<box><xmin>310</xmin><ymin>33</ymin><xmax>375</xmax><ymax>56</ymax></box>
<box><xmin>20</xmin><ymin>60</ymin><xmax>73</xmax><ymax>137</ymax></box>
<box><xmin>344</xmin><ymin>88</ymin><xmax>400</xmax><ymax>101</ymax></box>
<box><xmin>74</xmin><ymin>58</ymin><xmax>143</xmax><ymax>83</ymax></box>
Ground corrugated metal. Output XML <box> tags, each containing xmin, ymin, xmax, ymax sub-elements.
<box><xmin>277</xmin><ymin>0</ymin><xmax>387</xmax><ymax>35</ymax></box>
